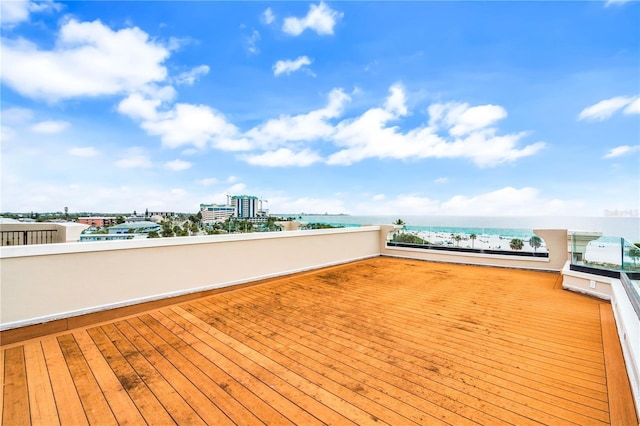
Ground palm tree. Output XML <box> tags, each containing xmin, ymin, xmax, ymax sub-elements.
<box><xmin>470</xmin><ymin>233</ymin><xmax>477</xmax><ymax>249</ymax></box>
<box><xmin>454</xmin><ymin>235</ymin><xmax>462</xmax><ymax>247</ymax></box>
<box><xmin>392</xmin><ymin>219</ymin><xmax>405</xmax><ymax>239</ymax></box>
<box><xmin>510</xmin><ymin>238</ymin><xmax>524</xmax><ymax>251</ymax></box>
<box><xmin>529</xmin><ymin>235</ymin><xmax>542</xmax><ymax>252</ymax></box>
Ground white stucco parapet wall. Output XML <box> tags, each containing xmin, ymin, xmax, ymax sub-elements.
<box><xmin>560</xmin><ymin>261</ymin><xmax>613</xmax><ymax>300</ymax></box>
<box><xmin>0</xmin><ymin>226</ymin><xmax>382</xmax><ymax>329</ymax></box>
<box><xmin>1</xmin><ymin>226</ymin><xmax>570</xmax><ymax>330</ymax></box>
<box><xmin>0</xmin><ymin>225</ymin><xmax>379</xmax><ymax>259</ymax></box>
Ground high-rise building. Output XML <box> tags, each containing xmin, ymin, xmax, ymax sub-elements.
<box><xmin>231</xmin><ymin>195</ymin><xmax>259</xmax><ymax>219</ymax></box>
<box><xmin>200</xmin><ymin>195</ymin><xmax>266</xmax><ymax>223</ymax></box>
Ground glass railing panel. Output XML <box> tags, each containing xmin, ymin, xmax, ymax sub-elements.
<box><xmin>623</xmin><ymin>240</ymin><xmax>640</xmax><ymax>272</ymax></box>
<box><xmin>570</xmin><ymin>233</ymin><xmax>640</xmax><ymax>274</ymax></box>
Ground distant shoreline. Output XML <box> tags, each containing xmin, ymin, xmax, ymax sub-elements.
<box><xmin>286</xmin><ymin>214</ymin><xmax>640</xmax><ymax>242</ymax></box>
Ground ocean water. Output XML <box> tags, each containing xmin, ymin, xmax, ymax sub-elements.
<box><xmin>279</xmin><ymin>215</ymin><xmax>640</xmax><ymax>242</ymax></box>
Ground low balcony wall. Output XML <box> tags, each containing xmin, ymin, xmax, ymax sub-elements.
<box><xmin>1</xmin><ymin>226</ymin><xmax>571</xmax><ymax>335</ymax></box>
<box><xmin>611</xmin><ymin>275</ymin><xmax>640</xmax><ymax>417</ymax></box>
<box><xmin>0</xmin><ymin>226</ymin><xmax>381</xmax><ymax>330</ymax></box>
<box><xmin>380</xmin><ymin>227</ymin><xmax>568</xmax><ymax>272</ymax></box>
<box><xmin>0</xmin><ymin>222</ymin><xmax>89</xmax><ymax>244</ymax></box>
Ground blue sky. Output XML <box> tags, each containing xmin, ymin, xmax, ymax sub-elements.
<box><xmin>1</xmin><ymin>0</ymin><xmax>638</xmax><ymax>216</ymax></box>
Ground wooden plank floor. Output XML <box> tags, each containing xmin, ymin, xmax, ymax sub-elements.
<box><xmin>2</xmin><ymin>257</ymin><xmax>637</xmax><ymax>425</ymax></box>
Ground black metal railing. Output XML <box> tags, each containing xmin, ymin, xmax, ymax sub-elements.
<box><xmin>1</xmin><ymin>230</ymin><xmax>58</xmax><ymax>246</ymax></box>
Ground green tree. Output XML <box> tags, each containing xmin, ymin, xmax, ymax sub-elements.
<box><xmin>161</xmin><ymin>221</ymin><xmax>174</xmax><ymax>237</ymax></box>
<box><xmin>392</xmin><ymin>233</ymin><xmax>429</xmax><ymax>245</ymax></box>
<box><xmin>470</xmin><ymin>234</ymin><xmax>477</xmax><ymax>249</ymax></box>
<box><xmin>628</xmin><ymin>246</ymin><xmax>640</xmax><ymax>268</ymax></box>
<box><xmin>190</xmin><ymin>222</ymin><xmax>199</xmax><ymax>235</ymax></box>
<box><xmin>509</xmin><ymin>238</ymin><xmax>524</xmax><ymax>251</ymax></box>
<box><xmin>454</xmin><ymin>235</ymin><xmax>462</xmax><ymax>247</ymax></box>
<box><xmin>242</xmin><ymin>220</ymin><xmax>253</xmax><ymax>233</ymax></box>
<box><xmin>529</xmin><ymin>235</ymin><xmax>542</xmax><ymax>252</ymax></box>
<box><xmin>393</xmin><ymin>219</ymin><xmax>405</xmax><ymax>226</ymax></box>
<box><xmin>147</xmin><ymin>230</ymin><xmax>160</xmax><ymax>238</ymax></box>
<box><xmin>116</xmin><ymin>216</ymin><xmax>125</xmax><ymax>224</ymax></box>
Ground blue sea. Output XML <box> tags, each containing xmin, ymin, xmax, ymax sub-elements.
<box><xmin>277</xmin><ymin>215</ymin><xmax>640</xmax><ymax>243</ymax></box>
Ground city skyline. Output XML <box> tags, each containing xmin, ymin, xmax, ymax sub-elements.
<box><xmin>1</xmin><ymin>1</ymin><xmax>639</xmax><ymax>216</ymax></box>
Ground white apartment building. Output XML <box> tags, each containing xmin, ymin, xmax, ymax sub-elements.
<box><xmin>200</xmin><ymin>204</ymin><xmax>235</xmax><ymax>223</ymax></box>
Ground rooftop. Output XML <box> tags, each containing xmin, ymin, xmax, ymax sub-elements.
<box><xmin>2</xmin><ymin>257</ymin><xmax>636</xmax><ymax>424</ymax></box>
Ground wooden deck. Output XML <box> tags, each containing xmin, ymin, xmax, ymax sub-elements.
<box><xmin>1</xmin><ymin>257</ymin><xmax>637</xmax><ymax>425</ymax></box>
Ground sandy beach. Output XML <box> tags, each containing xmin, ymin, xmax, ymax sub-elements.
<box><xmin>404</xmin><ymin>230</ymin><xmax>548</xmax><ymax>253</ymax></box>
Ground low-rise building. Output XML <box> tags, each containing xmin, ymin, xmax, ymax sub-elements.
<box><xmin>79</xmin><ymin>234</ymin><xmax>137</xmax><ymax>242</ymax></box>
<box><xmin>200</xmin><ymin>203</ymin><xmax>235</xmax><ymax>223</ymax></box>
<box><xmin>78</xmin><ymin>216</ymin><xmax>117</xmax><ymax>227</ymax></box>
<box><xmin>107</xmin><ymin>221</ymin><xmax>161</xmax><ymax>235</ymax></box>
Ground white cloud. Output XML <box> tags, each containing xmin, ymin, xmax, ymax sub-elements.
<box><xmin>244</xmin><ymin>88</ymin><xmax>349</xmax><ymax>149</ymax></box>
<box><xmin>175</xmin><ymin>65</ymin><xmax>209</xmax><ymax>86</ymax></box>
<box><xmin>282</xmin><ymin>2</ymin><xmax>343</xmax><ymax>36</ymax></box>
<box><xmin>227</xmin><ymin>183</ymin><xmax>247</xmax><ymax>194</ymax></box>
<box><xmin>372</xmin><ymin>194</ymin><xmax>385</xmax><ymax>201</ymax></box>
<box><xmin>0</xmin><ymin>0</ymin><xmax>59</xmax><ymax>27</ymax></box>
<box><xmin>227</xmin><ymin>176</ymin><xmax>238</xmax><ymax>183</ymax></box>
<box><xmin>1</xmin><ymin>126</ymin><xmax>16</xmax><ymax>142</ymax></box>
<box><xmin>360</xmin><ymin>187</ymin><xmax>584</xmax><ymax>216</ymax></box>
<box><xmin>119</xmin><ymin>82</ymin><xmax>542</xmax><ymax>170</ymax></box>
<box><xmin>262</xmin><ymin>8</ymin><xmax>275</xmax><ymax>25</ymax></box>
<box><xmin>28</xmin><ymin>0</ymin><xmax>63</xmax><ymax>14</ymax></box>
<box><xmin>164</xmin><ymin>159</ymin><xmax>192</xmax><ymax>171</ymax></box>
<box><xmin>30</xmin><ymin>120</ymin><xmax>70</xmax><ymax>134</ymax></box>
<box><xmin>117</xmin><ymin>93</ymin><xmax>163</xmax><ymax>121</ymax></box>
<box><xmin>1</xmin><ymin>0</ymin><xmax>30</xmax><ymax>26</ymax></box>
<box><xmin>434</xmin><ymin>177</ymin><xmax>448</xmax><ymax>184</ymax></box>
<box><xmin>428</xmin><ymin>102</ymin><xmax>507</xmax><ymax>136</ymax></box>
<box><xmin>273</xmin><ymin>56</ymin><xmax>313</xmax><ymax>76</ymax></box>
<box><xmin>1</xmin><ymin>19</ymin><xmax>169</xmax><ymax>101</ymax></box>
<box><xmin>196</xmin><ymin>177</ymin><xmax>218</xmax><ymax>186</ymax></box>
<box><xmin>119</xmin><ymin>95</ymin><xmax>250</xmax><ymax>151</ymax></box>
<box><xmin>384</xmin><ymin>84</ymin><xmax>408</xmax><ymax>116</ymax></box>
<box><xmin>68</xmin><ymin>146</ymin><xmax>100</xmax><ymax>157</ymax></box>
<box><xmin>327</xmin><ymin>84</ymin><xmax>544</xmax><ymax>167</ymax></box>
<box><xmin>115</xmin><ymin>147</ymin><xmax>152</xmax><ymax>169</ymax></box>
<box><xmin>439</xmin><ymin>187</ymin><xmax>585</xmax><ymax>216</ymax></box>
<box><xmin>143</xmin><ymin>103</ymin><xmax>246</xmax><ymax>150</ymax></box>
<box><xmin>243</xmin><ymin>148</ymin><xmax>322</xmax><ymax>167</ymax></box>
<box><xmin>578</xmin><ymin>96</ymin><xmax>636</xmax><ymax>121</ymax></box>
<box><xmin>1</xmin><ymin>107</ymin><xmax>33</xmax><ymax>123</ymax></box>
<box><xmin>603</xmin><ymin>145</ymin><xmax>640</xmax><ymax>159</ymax></box>
<box><xmin>245</xmin><ymin>29</ymin><xmax>260</xmax><ymax>55</ymax></box>
<box><xmin>623</xmin><ymin>98</ymin><xmax>640</xmax><ymax>115</ymax></box>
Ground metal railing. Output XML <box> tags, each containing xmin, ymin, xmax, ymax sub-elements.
<box><xmin>1</xmin><ymin>230</ymin><xmax>58</xmax><ymax>246</ymax></box>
